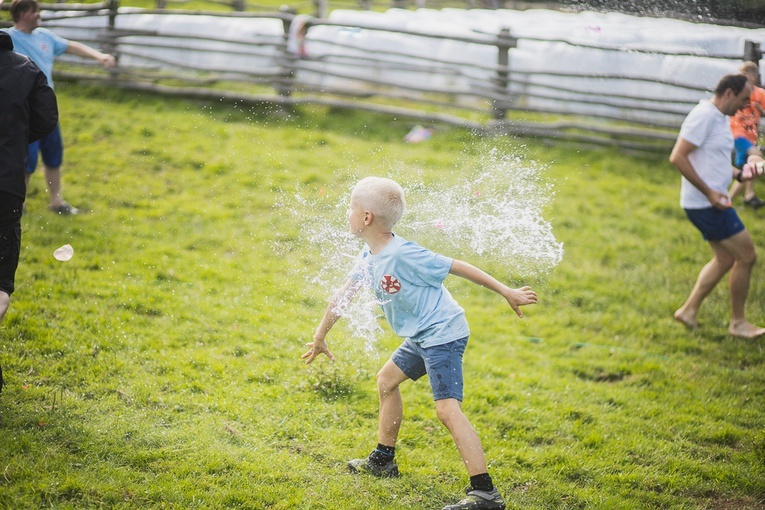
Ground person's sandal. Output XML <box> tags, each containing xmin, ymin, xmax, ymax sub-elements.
<box><xmin>48</xmin><ymin>203</ymin><xmax>80</xmax><ymax>215</ymax></box>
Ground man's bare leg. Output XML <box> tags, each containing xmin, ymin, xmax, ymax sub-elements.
<box><xmin>719</xmin><ymin>230</ymin><xmax>765</xmax><ymax>339</ymax></box>
<box><xmin>674</xmin><ymin>240</ymin><xmax>734</xmax><ymax>329</ymax></box>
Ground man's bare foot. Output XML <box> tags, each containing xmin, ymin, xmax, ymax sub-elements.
<box><xmin>729</xmin><ymin>321</ymin><xmax>765</xmax><ymax>339</ymax></box>
<box><xmin>674</xmin><ymin>309</ymin><xmax>698</xmax><ymax>329</ymax></box>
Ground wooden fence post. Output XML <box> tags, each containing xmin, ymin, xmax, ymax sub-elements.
<box><xmin>106</xmin><ymin>0</ymin><xmax>119</xmax><ymax>79</ymax></box>
<box><xmin>493</xmin><ymin>27</ymin><xmax>516</xmax><ymax>120</ymax></box>
<box><xmin>314</xmin><ymin>0</ymin><xmax>328</xmax><ymax>18</ymax></box>
<box><xmin>277</xmin><ymin>9</ymin><xmax>296</xmax><ymax>98</ymax></box>
<box><xmin>744</xmin><ymin>40</ymin><xmax>762</xmax><ymax>65</ymax></box>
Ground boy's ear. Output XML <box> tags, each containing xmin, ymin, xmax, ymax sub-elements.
<box><xmin>364</xmin><ymin>211</ymin><xmax>373</xmax><ymax>226</ymax></box>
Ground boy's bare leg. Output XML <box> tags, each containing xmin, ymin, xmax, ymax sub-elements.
<box><xmin>376</xmin><ymin>360</ymin><xmax>409</xmax><ymax>446</ymax></box>
<box><xmin>44</xmin><ymin>165</ymin><xmax>66</xmax><ymax>208</ymax></box>
<box><xmin>674</xmin><ymin>240</ymin><xmax>734</xmax><ymax>329</ymax></box>
<box><xmin>435</xmin><ymin>398</ymin><xmax>488</xmax><ymax>476</ymax></box>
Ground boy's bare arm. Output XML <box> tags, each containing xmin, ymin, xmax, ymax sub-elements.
<box><xmin>65</xmin><ymin>41</ymin><xmax>116</xmax><ymax>68</ymax></box>
<box><xmin>302</xmin><ymin>279</ymin><xmax>361</xmax><ymax>364</ymax></box>
<box><xmin>449</xmin><ymin>259</ymin><xmax>537</xmax><ymax>318</ymax></box>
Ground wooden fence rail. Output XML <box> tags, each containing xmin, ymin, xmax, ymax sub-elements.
<box><xmin>2</xmin><ymin>2</ymin><xmax>760</xmax><ymax>153</ymax></box>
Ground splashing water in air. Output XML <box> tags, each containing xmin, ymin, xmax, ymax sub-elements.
<box><xmin>400</xmin><ymin>147</ymin><xmax>563</xmax><ymax>277</ymax></box>
<box><xmin>274</xmin><ymin>145</ymin><xmax>563</xmax><ymax>349</ymax></box>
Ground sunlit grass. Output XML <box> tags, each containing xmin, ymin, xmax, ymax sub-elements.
<box><xmin>0</xmin><ymin>82</ymin><xmax>763</xmax><ymax>509</ymax></box>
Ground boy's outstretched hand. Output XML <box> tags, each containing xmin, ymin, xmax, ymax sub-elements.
<box><xmin>302</xmin><ymin>337</ymin><xmax>335</xmax><ymax>365</ymax></box>
<box><xmin>503</xmin><ymin>286</ymin><xmax>537</xmax><ymax>318</ymax></box>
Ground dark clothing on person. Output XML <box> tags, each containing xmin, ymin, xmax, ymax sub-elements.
<box><xmin>0</xmin><ymin>30</ymin><xmax>58</xmax><ymax>200</ymax></box>
<box><xmin>0</xmin><ymin>30</ymin><xmax>58</xmax><ymax>299</ymax></box>
<box><xmin>0</xmin><ymin>194</ymin><xmax>23</xmax><ymax>296</ymax></box>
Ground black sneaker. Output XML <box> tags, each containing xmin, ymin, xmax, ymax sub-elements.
<box><xmin>442</xmin><ymin>487</ymin><xmax>506</xmax><ymax>510</ymax></box>
<box><xmin>347</xmin><ymin>453</ymin><xmax>399</xmax><ymax>478</ymax></box>
<box><xmin>743</xmin><ymin>196</ymin><xmax>765</xmax><ymax>209</ymax></box>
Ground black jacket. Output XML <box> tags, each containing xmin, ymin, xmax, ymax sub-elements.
<box><xmin>0</xmin><ymin>30</ymin><xmax>59</xmax><ymax>199</ymax></box>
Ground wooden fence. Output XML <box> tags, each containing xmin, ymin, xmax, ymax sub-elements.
<box><xmin>2</xmin><ymin>2</ymin><xmax>762</xmax><ymax>153</ymax></box>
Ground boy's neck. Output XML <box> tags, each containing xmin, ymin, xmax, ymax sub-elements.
<box><xmin>364</xmin><ymin>230</ymin><xmax>395</xmax><ymax>255</ymax></box>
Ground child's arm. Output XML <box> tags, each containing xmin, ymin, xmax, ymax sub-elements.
<box><xmin>449</xmin><ymin>259</ymin><xmax>537</xmax><ymax>318</ymax></box>
<box><xmin>302</xmin><ymin>279</ymin><xmax>362</xmax><ymax>364</ymax></box>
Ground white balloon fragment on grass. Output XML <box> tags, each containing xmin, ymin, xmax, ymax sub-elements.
<box><xmin>274</xmin><ymin>146</ymin><xmax>563</xmax><ymax>347</ymax></box>
<box><xmin>53</xmin><ymin>244</ymin><xmax>74</xmax><ymax>262</ymax></box>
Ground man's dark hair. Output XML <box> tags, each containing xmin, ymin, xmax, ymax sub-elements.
<box><xmin>10</xmin><ymin>0</ymin><xmax>39</xmax><ymax>23</ymax></box>
<box><xmin>714</xmin><ymin>74</ymin><xmax>749</xmax><ymax>97</ymax></box>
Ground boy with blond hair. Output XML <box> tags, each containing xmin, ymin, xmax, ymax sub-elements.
<box><xmin>303</xmin><ymin>176</ymin><xmax>538</xmax><ymax>510</ymax></box>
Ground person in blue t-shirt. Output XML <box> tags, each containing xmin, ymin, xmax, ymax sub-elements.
<box><xmin>303</xmin><ymin>177</ymin><xmax>537</xmax><ymax>510</ymax></box>
<box><xmin>5</xmin><ymin>0</ymin><xmax>115</xmax><ymax>215</ymax></box>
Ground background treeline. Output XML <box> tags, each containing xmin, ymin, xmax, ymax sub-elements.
<box><xmin>558</xmin><ymin>0</ymin><xmax>763</xmax><ymax>27</ymax></box>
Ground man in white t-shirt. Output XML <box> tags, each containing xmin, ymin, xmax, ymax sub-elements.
<box><xmin>670</xmin><ymin>73</ymin><xmax>765</xmax><ymax>339</ymax></box>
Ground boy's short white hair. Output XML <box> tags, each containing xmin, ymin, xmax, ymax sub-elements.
<box><xmin>352</xmin><ymin>177</ymin><xmax>405</xmax><ymax>229</ymax></box>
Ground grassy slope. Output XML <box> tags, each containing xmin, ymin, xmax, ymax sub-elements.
<box><xmin>0</xmin><ymin>83</ymin><xmax>763</xmax><ymax>509</ymax></box>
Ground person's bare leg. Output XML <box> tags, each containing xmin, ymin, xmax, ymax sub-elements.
<box><xmin>719</xmin><ymin>230</ymin><xmax>765</xmax><ymax>339</ymax></box>
<box><xmin>0</xmin><ymin>291</ymin><xmax>5</xmax><ymax>393</ymax></box>
<box><xmin>743</xmin><ymin>181</ymin><xmax>757</xmax><ymax>201</ymax></box>
<box><xmin>674</xmin><ymin>240</ymin><xmax>734</xmax><ymax>329</ymax></box>
<box><xmin>435</xmin><ymin>398</ymin><xmax>488</xmax><ymax>476</ymax></box>
<box><xmin>729</xmin><ymin>180</ymin><xmax>745</xmax><ymax>201</ymax></box>
<box><xmin>376</xmin><ymin>360</ymin><xmax>409</xmax><ymax>447</ymax></box>
<box><xmin>0</xmin><ymin>291</ymin><xmax>9</xmax><ymax>324</ymax></box>
<box><xmin>44</xmin><ymin>165</ymin><xmax>65</xmax><ymax>208</ymax></box>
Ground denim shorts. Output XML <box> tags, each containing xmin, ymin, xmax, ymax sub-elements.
<box><xmin>0</xmin><ymin>193</ymin><xmax>23</xmax><ymax>296</ymax></box>
<box><xmin>391</xmin><ymin>336</ymin><xmax>468</xmax><ymax>401</ymax></box>
<box><xmin>27</xmin><ymin>123</ymin><xmax>63</xmax><ymax>173</ymax></box>
<box><xmin>684</xmin><ymin>207</ymin><xmax>745</xmax><ymax>242</ymax></box>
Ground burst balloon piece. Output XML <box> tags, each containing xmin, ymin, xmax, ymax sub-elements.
<box><xmin>53</xmin><ymin>244</ymin><xmax>74</xmax><ymax>262</ymax></box>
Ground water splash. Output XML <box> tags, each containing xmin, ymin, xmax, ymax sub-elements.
<box><xmin>274</xmin><ymin>145</ymin><xmax>563</xmax><ymax>347</ymax></box>
<box><xmin>273</xmin><ymin>186</ymin><xmax>385</xmax><ymax>348</ymax></box>
<box><xmin>400</xmin><ymin>147</ymin><xmax>563</xmax><ymax>277</ymax></box>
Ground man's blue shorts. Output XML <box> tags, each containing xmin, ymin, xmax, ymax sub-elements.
<box><xmin>27</xmin><ymin>123</ymin><xmax>63</xmax><ymax>174</ymax></box>
<box><xmin>684</xmin><ymin>207</ymin><xmax>745</xmax><ymax>242</ymax></box>
<box><xmin>391</xmin><ymin>336</ymin><xmax>468</xmax><ymax>401</ymax></box>
<box><xmin>733</xmin><ymin>137</ymin><xmax>754</xmax><ymax>169</ymax></box>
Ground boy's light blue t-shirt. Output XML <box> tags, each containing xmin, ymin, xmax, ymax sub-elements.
<box><xmin>351</xmin><ymin>234</ymin><xmax>470</xmax><ymax>348</ymax></box>
<box><xmin>3</xmin><ymin>27</ymin><xmax>69</xmax><ymax>87</ymax></box>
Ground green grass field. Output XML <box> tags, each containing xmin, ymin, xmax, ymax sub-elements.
<box><xmin>0</xmin><ymin>83</ymin><xmax>763</xmax><ymax>509</ymax></box>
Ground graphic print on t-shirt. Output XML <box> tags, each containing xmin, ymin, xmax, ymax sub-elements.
<box><xmin>380</xmin><ymin>274</ymin><xmax>401</xmax><ymax>294</ymax></box>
